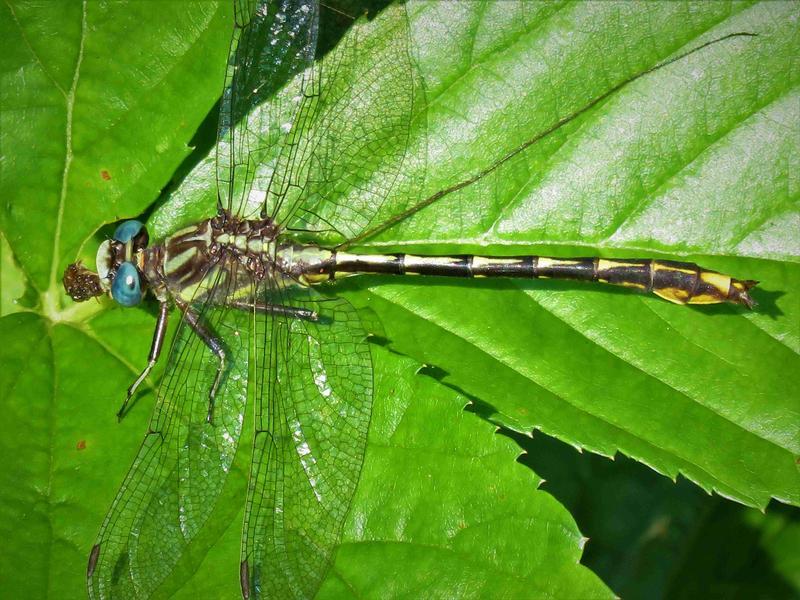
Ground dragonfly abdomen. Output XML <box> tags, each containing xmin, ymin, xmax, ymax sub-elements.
<box><xmin>303</xmin><ymin>252</ymin><xmax>756</xmax><ymax>308</ymax></box>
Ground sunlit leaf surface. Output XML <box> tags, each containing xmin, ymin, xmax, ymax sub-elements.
<box><xmin>1</xmin><ymin>0</ymin><xmax>797</xmax><ymax>598</ymax></box>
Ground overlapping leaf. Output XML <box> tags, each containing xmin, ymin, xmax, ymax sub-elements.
<box><xmin>1</xmin><ymin>1</ymin><xmax>798</xmax><ymax>598</ymax></box>
<box><xmin>338</xmin><ymin>0</ymin><xmax>799</xmax><ymax>508</ymax></box>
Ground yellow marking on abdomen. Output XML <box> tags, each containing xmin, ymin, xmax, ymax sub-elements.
<box><xmin>402</xmin><ymin>255</ymin><xmax>461</xmax><ymax>275</ymax></box>
<box><xmin>471</xmin><ymin>256</ymin><xmax>524</xmax><ymax>277</ymax></box>
<box><xmin>403</xmin><ymin>255</ymin><xmax>459</xmax><ymax>267</ymax></box>
<box><xmin>336</xmin><ymin>253</ymin><xmax>396</xmax><ymax>266</ymax></box>
<box><xmin>328</xmin><ymin>253</ymin><xmax>398</xmax><ymax>281</ymax></box>
<box><xmin>537</xmin><ymin>257</ymin><xmax>581</xmax><ymax>278</ymax></box>
<box><xmin>597</xmin><ymin>258</ymin><xmax>646</xmax><ymax>271</ymax></box>
<box><xmin>653</xmin><ymin>288</ymin><xmax>691</xmax><ymax>304</ymax></box>
<box><xmin>653</xmin><ymin>262</ymin><xmax>696</xmax><ymax>275</ymax></box>
<box><xmin>688</xmin><ymin>271</ymin><xmax>732</xmax><ymax>304</ymax></box>
<box><xmin>700</xmin><ymin>271</ymin><xmax>731</xmax><ymax>292</ymax></box>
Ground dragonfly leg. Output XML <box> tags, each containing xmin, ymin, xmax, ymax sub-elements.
<box><xmin>227</xmin><ymin>300</ymin><xmax>319</xmax><ymax>321</ymax></box>
<box><xmin>175</xmin><ymin>299</ymin><xmax>227</xmax><ymax>424</ymax></box>
<box><xmin>118</xmin><ymin>302</ymin><xmax>169</xmax><ymax>421</ymax></box>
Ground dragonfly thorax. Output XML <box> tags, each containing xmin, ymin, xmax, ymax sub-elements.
<box><xmin>159</xmin><ymin>214</ymin><xmax>288</xmax><ymax>304</ymax></box>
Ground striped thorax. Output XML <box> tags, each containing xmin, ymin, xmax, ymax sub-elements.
<box><xmin>157</xmin><ymin>216</ymin><xmax>282</xmax><ymax>304</ymax></box>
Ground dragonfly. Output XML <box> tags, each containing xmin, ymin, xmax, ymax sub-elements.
<box><xmin>62</xmin><ymin>1</ymin><xmax>758</xmax><ymax>598</ymax></box>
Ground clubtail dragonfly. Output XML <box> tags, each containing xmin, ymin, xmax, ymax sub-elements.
<box><xmin>62</xmin><ymin>1</ymin><xmax>758</xmax><ymax>598</ymax></box>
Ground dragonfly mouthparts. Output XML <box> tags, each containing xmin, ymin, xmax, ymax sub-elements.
<box><xmin>63</xmin><ymin>262</ymin><xmax>105</xmax><ymax>302</ymax></box>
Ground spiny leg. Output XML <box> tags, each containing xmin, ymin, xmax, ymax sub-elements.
<box><xmin>175</xmin><ymin>299</ymin><xmax>227</xmax><ymax>424</ymax></box>
<box><xmin>118</xmin><ymin>301</ymin><xmax>169</xmax><ymax>421</ymax></box>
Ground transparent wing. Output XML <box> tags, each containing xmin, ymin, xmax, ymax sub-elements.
<box><xmin>241</xmin><ymin>285</ymin><xmax>372</xmax><ymax>599</ymax></box>
<box><xmin>224</xmin><ymin>4</ymin><xmax>422</xmax><ymax>243</ymax></box>
<box><xmin>217</xmin><ymin>0</ymin><xmax>320</xmax><ymax>218</ymax></box>
<box><xmin>271</xmin><ymin>4</ymin><xmax>423</xmax><ymax>244</ymax></box>
<box><xmin>87</xmin><ymin>268</ymin><xmax>252</xmax><ymax>600</ymax></box>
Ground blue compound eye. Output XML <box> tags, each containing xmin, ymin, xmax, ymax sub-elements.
<box><xmin>111</xmin><ymin>262</ymin><xmax>143</xmax><ymax>307</ymax></box>
<box><xmin>113</xmin><ymin>220</ymin><xmax>144</xmax><ymax>243</ymax></box>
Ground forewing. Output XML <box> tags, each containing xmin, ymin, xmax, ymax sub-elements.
<box><xmin>87</xmin><ymin>269</ymin><xmax>252</xmax><ymax>599</ymax></box>
<box><xmin>217</xmin><ymin>0</ymin><xmax>320</xmax><ymax>218</ymax></box>
<box><xmin>272</xmin><ymin>4</ymin><xmax>423</xmax><ymax>244</ymax></box>
<box><xmin>241</xmin><ymin>286</ymin><xmax>372</xmax><ymax>599</ymax></box>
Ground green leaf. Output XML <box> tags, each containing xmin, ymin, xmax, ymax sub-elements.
<box><xmin>1</xmin><ymin>0</ymin><xmax>798</xmax><ymax>598</ymax></box>
<box><xmin>0</xmin><ymin>0</ymin><xmax>232</xmax><ymax>295</ymax></box>
<box><xmin>342</xmin><ymin>0</ymin><xmax>799</xmax><ymax>508</ymax></box>
<box><xmin>320</xmin><ymin>348</ymin><xmax>608</xmax><ymax>598</ymax></box>
<box><xmin>166</xmin><ymin>347</ymin><xmax>611</xmax><ymax>599</ymax></box>
<box><xmin>1</xmin><ymin>230</ymin><xmax>29</xmax><ymax>315</ymax></box>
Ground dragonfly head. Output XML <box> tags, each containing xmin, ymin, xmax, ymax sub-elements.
<box><xmin>63</xmin><ymin>220</ymin><xmax>150</xmax><ymax>307</ymax></box>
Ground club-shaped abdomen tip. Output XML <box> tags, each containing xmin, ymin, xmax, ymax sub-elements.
<box><xmin>729</xmin><ymin>279</ymin><xmax>759</xmax><ymax>309</ymax></box>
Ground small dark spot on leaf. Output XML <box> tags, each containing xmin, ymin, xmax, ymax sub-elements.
<box><xmin>101</xmin><ymin>170</ymin><xmax>111</xmax><ymax>180</ymax></box>
<box><xmin>77</xmin><ymin>440</ymin><xmax>86</xmax><ymax>451</ymax></box>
